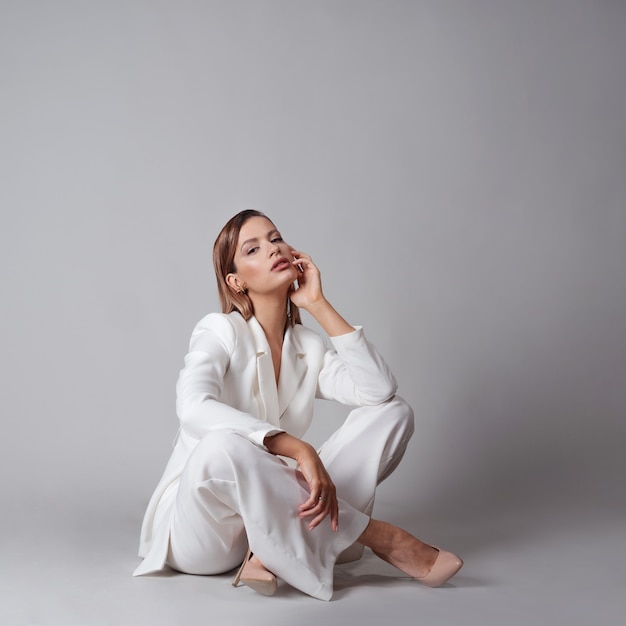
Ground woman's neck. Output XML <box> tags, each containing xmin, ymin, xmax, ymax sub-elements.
<box><xmin>250</xmin><ymin>294</ymin><xmax>289</xmax><ymax>345</ymax></box>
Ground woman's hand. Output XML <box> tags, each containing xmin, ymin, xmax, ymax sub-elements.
<box><xmin>289</xmin><ymin>249</ymin><xmax>324</xmax><ymax>311</ymax></box>
<box><xmin>264</xmin><ymin>432</ymin><xmax>338</xmax><ymax>531</ymax></box>
<box><xmin>295</xmin><ymin>446</ymin><xmax>339</xmax><ymax>532</ymax></box>
<box><xmin>289</xmin><ymin>248</ymin><xmax>355</xmax><ymax>338</ymax></box>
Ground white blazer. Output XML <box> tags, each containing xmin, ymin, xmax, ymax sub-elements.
<box><xmin>134</xmin><ymin>311</ymin><xmax>397</xmax><ymax>576</ymax></box>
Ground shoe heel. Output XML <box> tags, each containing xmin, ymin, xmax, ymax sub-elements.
<box><xmin>231</xmin><ymin>547</ymin><xmax>252</xmax><ymax>587</ymax></box>
<box><xmin>231</xmin><ymin>547</ymin><xmax>277</xmax><ymax>596</ymax></box>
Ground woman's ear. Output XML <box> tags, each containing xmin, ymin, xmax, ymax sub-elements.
<box><xmin>226</xmin><ymin>273</ymin><xmax>240</xmax><ymax>293</ymax></box>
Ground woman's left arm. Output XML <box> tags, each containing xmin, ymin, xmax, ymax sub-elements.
<box><xmin>290</xmin><ymin>249</ymin><xmax>397</xmax><ymax>405</ymax></box>
<box><xmin>289</xmin><ymin>249</ymin><xmax>354</xmax><ymax>337</ymax></box>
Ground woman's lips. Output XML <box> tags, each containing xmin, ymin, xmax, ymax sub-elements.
<box><xmin>271</xmin><ymin>258</ymin><xmax>291</xmax><ymax>271</ymax></box>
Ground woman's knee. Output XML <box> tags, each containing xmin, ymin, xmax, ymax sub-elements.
<box><xmin>343</xmin><ymin>396</ymin><xmax>414</xmax><ymax>439</ymax></box>
<box><xmin>184</xmin><ymin>430</ymin><xmax>256</xmax><ymax>481</ymax></box>
<box><xmin>383</xmin><ymin>395</ymin><xmax>415</xmax><ymax>438</ymax></box>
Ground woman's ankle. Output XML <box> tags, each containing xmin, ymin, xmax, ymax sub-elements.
<box><xmin>358</xmin><ymin>518</ymin><xmax>438</xmax><ymax>576</ymax></box>
<box><xmin>357</xmin><ymin>518</ymin><xmax>397</xmax><ymax>554</ymax></box>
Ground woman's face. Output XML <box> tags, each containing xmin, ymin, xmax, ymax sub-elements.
<box><xmin>227</xmin><ymin>216</ymin><xmax>298</xmax><ymax>296</ymax></box>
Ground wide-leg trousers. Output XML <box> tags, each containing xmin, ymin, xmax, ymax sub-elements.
<box><xmin>166</xmin><ymin>396</ymin><xmax>414</xmax><ymax>601</ymax></box>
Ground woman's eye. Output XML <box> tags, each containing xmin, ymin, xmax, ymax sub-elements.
<box><xmin>246</xmin><ymin>247</ymin><xmax>258</xmax><ymax>255</ymax></box>
<box><xmin>271</xmin><ymin>237</ymin><xmax>283</xmax><ymax>243</ymax></box>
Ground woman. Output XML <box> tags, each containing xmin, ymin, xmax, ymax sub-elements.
<box><xmin>133</xmin><ymin>210</ymin><xmax>462</xmax><ymax>600</ymax></box>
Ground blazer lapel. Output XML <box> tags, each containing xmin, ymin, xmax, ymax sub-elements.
<box><xmin>248</xmin><ymin>318</ymin><xmax>307</xmax><ymax>426</ymax></box>
<box><xmin>248</xmin><ymin>317</ymin><xmax>281</xmax><ymax>428</ymax></box>
<box><xmin>277</xmin><ymin>325</ymin><xmax>307</xmax><ymax>417</ymax></box>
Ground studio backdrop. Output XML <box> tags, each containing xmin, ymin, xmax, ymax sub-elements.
<box><xmin>1</xmin><ymin>0</ymin><xmax>625</xmax><ymax>539</ymax></box>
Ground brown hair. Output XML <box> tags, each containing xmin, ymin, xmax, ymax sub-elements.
<box><xmin>212</xmin><ymin>209</ymin><xmax>301</xmax><ymax>326</ymax></box>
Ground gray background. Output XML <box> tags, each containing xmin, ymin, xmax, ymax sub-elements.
<box><xmin>1</xmin><ymin>1</ymin><xmax>625</xmax><ymax>625</ymax></box>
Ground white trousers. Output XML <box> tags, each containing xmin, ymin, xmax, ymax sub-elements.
<box><xmin>166</xmin><ymin>396</ymin><xmax>414</xmax><ymax>601</ymax></box>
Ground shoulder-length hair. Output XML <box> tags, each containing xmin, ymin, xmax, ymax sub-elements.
<box><xmin>212</xmin><ymin>209</ymin><xmax>302</xmax><ymax>326</ymax></box>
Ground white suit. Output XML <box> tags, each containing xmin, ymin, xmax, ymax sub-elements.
<box><xmin>134</xmin><ymin>312</ymin><xmax>414</xmax><ymax>600</ymax></box>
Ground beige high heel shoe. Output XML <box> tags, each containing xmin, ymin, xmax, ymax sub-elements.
<box><xmin>231</xmin><ymin>548</ymin><xmax>278</xmax><ymax>596</ymax></box>
<box><xmin>415</xmin><ymin>548</ymin><xmax>463</xmax><ymax>587</ymax></box>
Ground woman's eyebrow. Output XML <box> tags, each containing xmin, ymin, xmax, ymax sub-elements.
<box><xmin>240</xmin><ymin>237</ymin><xmax>259</xmax><ymax>251</ymax></box>
<box><xmin>241</xmin><ymin>230</ymin><xmax>280</xmax><ymax>251</ymax></box>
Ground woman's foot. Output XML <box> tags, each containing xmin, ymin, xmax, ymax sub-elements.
<box><xmin>232</xmin><ymin>550</ymin><xmax>278</xmax><ymax>596</ymax></box>
<box><xmin>358</xmin><ymin>519</ymin><xmax>462</xmax><ymax>586</ymax></box>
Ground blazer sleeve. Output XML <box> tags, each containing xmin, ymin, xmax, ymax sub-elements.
<box><xmin>175</xmin><ymin>313</ymin><xmax>283</xmax><ymax>446</ymax></box>
<box><xmin>315</xmin><ymin>325</ymin><xmax>398</xmax><ymax>405</ymax></box>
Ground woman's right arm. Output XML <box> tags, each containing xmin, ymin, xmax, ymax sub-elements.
<box><xmin>176</xmin><ymin>314</ymin><xmax>283</xmax><ymax>446</ymax></box>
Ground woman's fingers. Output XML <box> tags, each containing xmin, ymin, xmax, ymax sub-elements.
<box><xmin>290</xmin><ymin>249</ymin><xmax>310</xmax><ymax>260</ymax></box>
<box><xmin>299</xmin><ymin>492</ymin><xmax>330</xmax><ymax>514</ymax></box>
<box><xmin>295</xmin><ymin>447</ymin><xmax>337</xmax><ymax>530</ymax></box>
<box><xmin>298</xmin><ymin>486</ymin><xmax>338</xmax><ymax>530</ymax></box>
<box><xmin>299</xmin><ymin>489</ymin><xmax>320</xmax><ymax>512</ymax></box>
<box><xmin>290</xmin><ymin>250</ymin><xmax>317</xmax><ymax>271</ymax></box>
<box><xmin>299</xmin><ymin>487</ymin><xmax>328</xmax><ymax>513</ymax></box>
<box><xmin>299</xmin><ymin>500</ymin><xmax>337</xmax><ymax>530</ymax></box>
<box><xmin>289</xmin><ymin>249</ymin><xmax>324</xmax><ymax>309</ymax></box>
<box><xmin>315</xmin><ymin>496</ymin><xmax>339</xmax><ymax>532</ymax></box>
